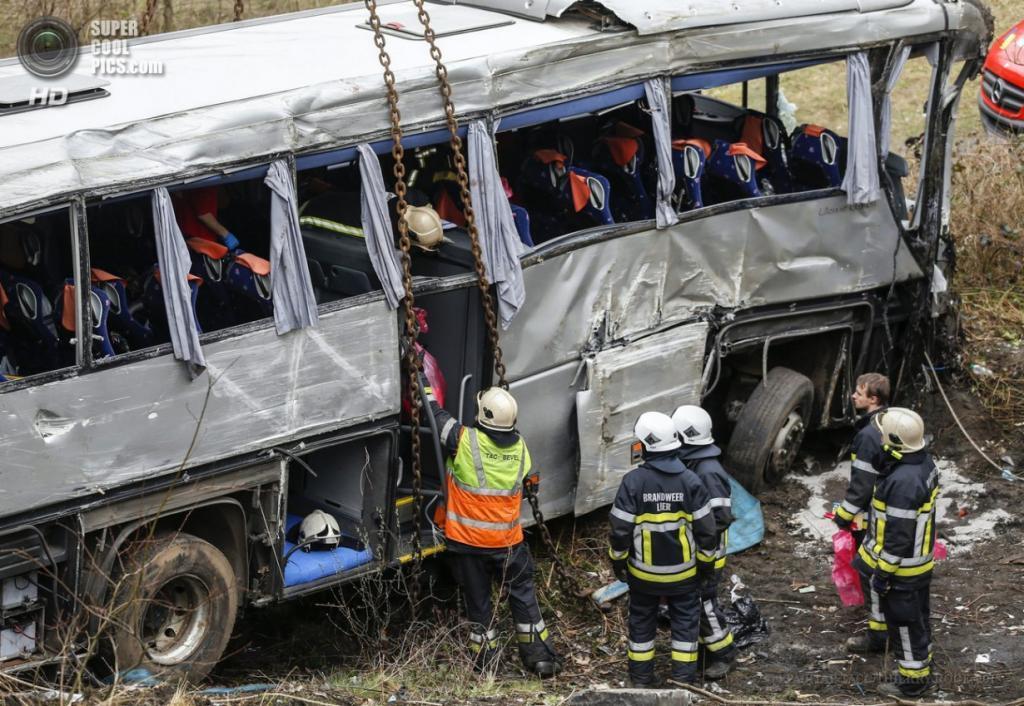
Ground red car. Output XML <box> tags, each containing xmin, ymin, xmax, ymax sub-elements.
<box><xmin>980</xmin><ymin>19</ymin><xmax>1024</xmax><ymax>134</ymax></box>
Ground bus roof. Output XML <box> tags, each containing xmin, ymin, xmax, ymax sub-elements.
<box><xmin>0</xmin><ymin>0</ymin><xmax>988</xmax><ymax>218</ymax></box>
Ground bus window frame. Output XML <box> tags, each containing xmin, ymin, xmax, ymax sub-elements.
<box><xmin>0</xmin><ymin>202</ymin><xmax>84</xmax><ymax>393</ymax></box>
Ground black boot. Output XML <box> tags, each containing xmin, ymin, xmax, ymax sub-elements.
<box><xmin>520</xmin><ymin>640</ymin><xmax>562</xmax><ymax>678</ymax></box>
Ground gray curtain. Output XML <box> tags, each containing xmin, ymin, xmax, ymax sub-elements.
<box><xmin>468</xmin><ymin>120</ymin><xmax>525</xmax><ymax>329</ymax></box>
<box><xmin>358</xmin><ymin>143</ymin><xmax>405</xmax><ymax>310</ymax></box>
<box><xmin>842</xmin><ymin>52</ymin><xmax>880</xmax><ymax>205</ymax></box>
<box><xmin>644</xmin><ymin>77</ymin><xmax>678</xmax><ymax>228</ymax></box>
<box><xmin>151</xmin><ymin>187</ymin><xmax>206</xmax><ymax>372</ymax></box>
<box><xmin>879</xmin><ymin>45</ymin><xmax>912</xmax><ymax>158</ymax></box>
<box><xmin>265</xmin><ymin>160</ymin><xmax>319</xmax><ymax>335</ymax></box>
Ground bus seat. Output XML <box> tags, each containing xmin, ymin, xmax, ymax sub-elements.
<box><xmin>143</xmin><ymin>266</ymin><xmax>203</xmax><ymax>338</ymax></box>
<box><xmin>90</xmin><ymin>268</ymin><xmax>154</xmax><ymax>349</ymax></box>
<box><xmin>55</xmin><ymin>281</ymin><xmax>120</xmax><ymax>359</ymax></box>
<box><xmin>789</xmin><ymin>124</ymin><xmax>847</xmax><ymax>190</ymax></box>
<box><xmin>704</xmin><ymin>140</ymin><xmax>766</xmax><ymax>204</ymax></box>
<box><xmin>185</xmin><ymin>238</ymin><xmax>235</xmax><ymax>330</ymax></box>
<box><xmin>302</xmin><ymin>226</ymin><xmax>381</xmax><ymax>297</ymax></box>
<box><xmin>671</xmin><ymin>138</ymin><xmax>710</xmax><ymax>211</ymax></box>
<box><xmin>590</xmin><ymin>122</ymin><xmax>655</xmax><ymax>222</ymax></box>
<box><xmin>0</xmin><ymin>269</ymin><xmax>63</xmax><ymax>374</ymax></box>
<box><xmin>510</xmin><ymin>204</ymin><xmax>534</xmax><ymax>247</ymax></box>
<box><xmin>226</xmin><ymin>253</ymin><xmax>273</xmax><ymax>317</ymax></box>
<box><xmin>739</xmin><ymin>113</ymin><xmax>792</xmax><ymax>194</ymax></box>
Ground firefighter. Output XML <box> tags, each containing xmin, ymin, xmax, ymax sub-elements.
<box><xmin>851</xmin><ymin>408</ymin><xmax>938</xmax><ymax>698</ymax></box>
<box><xmin>608</xmin><ymin>412</ymin><xmax>719</xmax><ymax>687</ymax></box>
<box><xmin>833</xmin><ymin>372</ymin><xmax>890</xmax><ymax>653</ymax></box>
<box><xmin>671</xmin><ymin>405</ymin><xmax>737</xmax><ymax>679</ymax></box>
<box><xmin>423</xmin><ymin>383</ymin><xmax>561</xmax><ymax>677</ymax></box>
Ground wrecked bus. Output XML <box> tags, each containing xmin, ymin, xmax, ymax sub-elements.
<box><xmin>0</xmin><ymin>0</ymin><xmax>990</xmax><ymax>680</ymax></box>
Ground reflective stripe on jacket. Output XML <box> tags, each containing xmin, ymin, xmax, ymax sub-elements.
<box><xmin>853</xmin><ymin>448</ymin><xmax>939</xmax><ymax>587</ymax></box>
<box><xmin>438</xmin><ymin>427</ymin><xmax>533</xmax><ymax>548</ymax></box>
<box><xmin>608</xmin><ymin>454</ymin><xmax>719</xmax><ymax>595</ymax></box>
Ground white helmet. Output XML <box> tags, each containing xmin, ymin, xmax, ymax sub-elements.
<box><xmin>634</xmin><ymin>411</ymin><xmax>682</xmax><ymax>453</ymax></box>
<box><xmin>298</xmin><ymin>510</ymin><xmax>342</xmax><ymax>551</ymax></box>
<box><xmin>402</xmin><ymin>204</ymin><xmax>444</xmax><ymax>251</ymax></box>
<box><xmin>671</xmin><ymin>405</ymin><xmax>714</xmax><ymax>446</ymax></box>
<box><xmin>476</xmin><ymin>387</ymin><xmax>518</xmax><ymax>432</ymax></box>
<box><xmin>874</xmin><ymin>407</ymin><xmax>925</xmax><ymax>453</ymax></box>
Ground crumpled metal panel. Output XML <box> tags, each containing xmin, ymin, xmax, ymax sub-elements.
<box><xmin>0</xmin><ymin>0</ymin><xmax>985</xmax><ymax>218</ymax></box>
<box><xmin>502</xmin><ymin>194</ymin><xmax>921</xmax><ymax>381</ymax></box>
<box><xmin>550</xmin><ymin>0</ymin><xmax>913</xmax><ymax>35</ymax></box>
<box><xmin>574</xmin><ymin>322</ymin><xmax>709</xmax><ymax>515</ymax></box>
<box><xmin>0</xmin><ymin>301</ymin><xmax>398</xmax><ymax>518</ymax></box>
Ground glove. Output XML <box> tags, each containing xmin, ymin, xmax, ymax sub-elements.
<box><xmin>611</xmin><ymin>558</ymin><xmax>628</xmax><ymax>583</ymax></box>
<box><xmin>698</xmin><ymin>580</ymin><xmax>717</xmax><ymax>600</ymax></box>
<box><xmin>832</xmin><ymin>514</ymin><xmax>853</xmax><ymax>530</ymax></box>
<box><xmin>221</xmin><ymin>232</ymin><xmax>240</xmax><ymax>251</ymax></box>
<box><xmin>870</xmin><ymin>572</ymin><xmax>891</xmax><ymax>597</ymax></box>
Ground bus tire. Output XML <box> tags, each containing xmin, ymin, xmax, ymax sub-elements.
<box><xmin>108</xmin><ymin>532</ymin><xmax>238</xmax><ymax>682</ymax></box>
<box><xmin>725</xmin><ymin>367</ymin><xmax>814</xmax><ymax>494</ymax></box>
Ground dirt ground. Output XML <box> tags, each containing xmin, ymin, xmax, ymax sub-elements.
<box><xmin>185</xmin><ymin>373</ymin><xmax>1024</xmax><ymax>706</ymax></box>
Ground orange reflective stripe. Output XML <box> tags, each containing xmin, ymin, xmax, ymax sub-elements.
<box><xmin>671</xmin><ymin>138</ymin><xmax>711</xmax><ymax>158</ymax></box>
<box><xmin>601</xmin><ymin>136</ymin><xmax>640</xmax><ymax>167</ymax></box>
<box><xmin>0</xmin><ymin>282</ymin><xmax>9</xmax><ymax>331</ymax></box>
<box><xmin>186</xmin><ymin>237</ymin><xmax>229</xmax><ymax>259</ymax></box>
<box><xmin>727</xmin><ymin>142</ymin><xmax>768</xmax><ymax>170</ymax></box>
<box><xmin>61</xmin><ymin>284</ymin><xmax>76</xmax><ymax>332</ymax></box>
<box><xmin>740</xmin><ymin>115</ymin><xmax>765</xmax><ymax>157</ymax></box>
<box><xmin>233</xmin><ymin>253</ymin><xmax>271</xmax><ymax>276</ymax></box>
<box><xmin>90</xmin><ymin>268</ymin><xmax>125</xmax><ymax>284</ymax></box>
<box><xmin>534</xmin><ymin>149</ymin><xmax>568</xmax><ymax>166</ymax></box>
<box><xmin>569</xmin><ymin>171</ymin><xmax>590</xmax><ymax>212</ymax></box>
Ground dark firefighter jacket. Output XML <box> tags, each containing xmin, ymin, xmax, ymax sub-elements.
<box><xmin>608</xmin><ymin>452</ymin><xmax>719</xmax><ymax>595</ymax></box>
<box><xmin>677</xmin><ymin>444</ymin><xmax>733</xmax><ymax>575</ymax></box>
<box><xmin>836</xmin><ymin>407</ymin><xmax>887</xmax><ymax>524</ymax></box>
<box><xmin>852</xmin><ymin>448</ymin><xmax>939</xmax><ymax>589</ymax></box>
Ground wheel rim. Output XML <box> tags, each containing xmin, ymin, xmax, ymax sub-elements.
<box><xmin>765</xmin><ymin>409</ymin><xmax>806</xmax><ymax>484</ymax></box>
<box><xmin>140</xmin><ymin>574</ymin><xmax>211</xmax><ymax>665</ymax></box>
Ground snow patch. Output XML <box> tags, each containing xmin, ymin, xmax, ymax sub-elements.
<box><xmin>787</xmin><ymin>456</ymin><xmax>1008</xmax><ymax>556</ymax></box>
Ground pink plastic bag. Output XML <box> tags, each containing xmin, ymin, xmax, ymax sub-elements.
<box><xmin>832</xmin><ymin>530</ymin><xmax>864</xmax><ymax>607</ymax></box>
<box><xmin>934</xmin><ymin>540</ymin><xmax>948</xmax><ymax>561</ymax></box>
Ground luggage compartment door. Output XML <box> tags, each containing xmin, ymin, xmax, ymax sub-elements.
<box><xmin>574</xmin><ymin>321</ymin><xmax>709</xmax><ymax>516</ymax></box>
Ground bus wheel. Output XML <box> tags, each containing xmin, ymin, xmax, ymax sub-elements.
<box><xmin>109</xmin><ymin>532</ymin><xmax>237</xmax><ymax>682</ymax></box>
<box><xmin>726</xmin><ymin>367</ymin><xmax>814</xmax><ymax>494</ymax></box>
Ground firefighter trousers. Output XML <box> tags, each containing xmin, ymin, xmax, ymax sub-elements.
<box><xmin>448</xmin><ymin>543</ymin><xmax>555</xmax><ymax>666</ymax></box>
<box><xmin>628</xmin><ymin>590</ymin><xmax>700</xmax><ymax>684</ymax></box>
<box><xmin>882</xmin><ymin>583</ymin><xmax>933</xmax><ymax>694</ymax></box>
<box><xmin>858</xmin><ymin>571</ymin><xmax>889</xmax><ymax>648</ymax></box>
<box><xmin>698</xmin><ymin>577</ymin><xmax>736</xmax><ymax>661</ymax></box>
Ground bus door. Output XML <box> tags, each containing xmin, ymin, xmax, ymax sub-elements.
<box><xmin>574</xmin><ymin>321</ymin><xmax>709</xmax><ymax>515</ymax></box>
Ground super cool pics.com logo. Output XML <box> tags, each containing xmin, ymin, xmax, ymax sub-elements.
<box><xmin>17</xmin><ymin>16</ymin><xmax>164</xmax><ymax>86</ymax></box>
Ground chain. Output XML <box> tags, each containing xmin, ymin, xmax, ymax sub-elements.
<box><xmin>409</xmin><ymin>0</ymin><xmax>508</xmax><ymax>390</ymax></box>
<box><xmin>364</xmin><ymin>0</ymin><xmax>426</xmax><ymax>615</ymax></box>
<box><xmin>233</xmin><ymin>0</ymin><xmax>245</xmax><ymax>22</ymax></box>
<box><xmin>408</xmin><ymin>0</ymin><xmax>595</xmax><ymax>607</ymax></box>
<box><xmin>139</xmin><ymin>0</ymin><xmax>160</xmax><ymax>35</ymax></box>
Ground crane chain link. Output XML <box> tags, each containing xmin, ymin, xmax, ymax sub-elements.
<box><xmin>233</xmin><ymin>0</ymin><xmax>245</xmax><ymax>22</ymax></box>
<box><xmin>364</xmin><ymin>0</ymin><xmax>426</xmax><ymax>615</ymax></box>
<box><xmin>409</xmin><ymin>0</ymin><xmax>508</xmax><ymax>390</ymax></box>
<box><xmin>408</xmin><ymin>0</ymin><xmax>594</xmax><ymax>606</ymax></box>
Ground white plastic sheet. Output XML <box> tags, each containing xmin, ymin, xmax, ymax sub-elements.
<box><xmin>468</xmin><ymin>120</ymin><xmax>526</xmax><ymax>328</ymax></box>
<box><xmin>265</xmin><ymin>160</ymin><xmax>319</xmax><ymax>334</ymax></box>
<box><xmin>358</xmin><ymin>144</ymin><xmax>406</xmax><ymax>310</ymax></box>
<box><xmin>151</xmin><ymin>187</ymin><xmax>206</xmax><ymax>373</ymax></box>
<box><xmin>842</xmin><ymin>52</ymin><xmax>880</xmax><ymax>205</ymax></box>
<box><xmin>644</xmin><ymin>78</ymin><xmax>678</xmax><ymax>229</ymax></box>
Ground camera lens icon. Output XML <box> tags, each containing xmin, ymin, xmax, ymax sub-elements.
<box><xmin>17</xmin><ymin>17</ymin><xmax>79</xmax><ymax>78</ymax></box>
